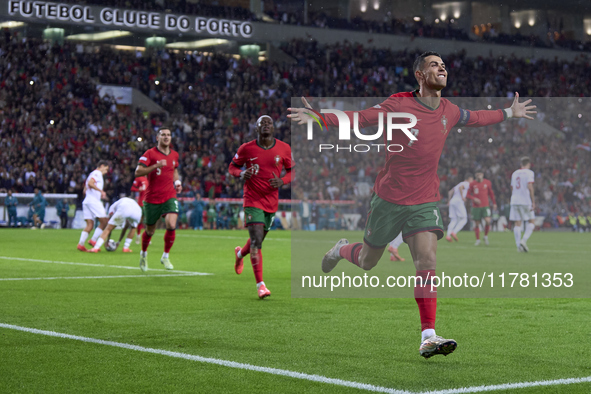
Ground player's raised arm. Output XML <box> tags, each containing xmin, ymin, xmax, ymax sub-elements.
<box><xmin>135</xmin><ymin>160</ymin><xmax>164</xmax><ymax>177</ymax></box>
<box><xmin>458</xmin><ymin>92</ymin><xmax>537</xmax><ymax>128</ymax></box>
<box><xmin>288</xmin><ymin>96</ymin><xmax>390</xmax><ymax>129</ymax></box>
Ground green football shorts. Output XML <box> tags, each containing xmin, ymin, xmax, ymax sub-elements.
<box><xmin>364</xmin><ymin>194</ymin><xmax>444</xmax><ymax>248</ymax></box>
<box><xmin>244</xmin><ymin>207</ymin><xmax>275</xmax><ymax>232</ymax></box>
<box><xmin>143</xmin><ymin>199</ymin><xmax>179</xmax><ymax>226</ymax></box>
<box><xmin>471</xmin><ymin>206</ymin><xmax>491</xmax><ymax>221</ymax></box>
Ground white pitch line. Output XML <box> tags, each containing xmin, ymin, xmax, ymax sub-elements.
<box><xmin>0</xmin><ymin>273</ymin><xmax>205</xmax><ymax>281</ymax></box>
<box><xmin>0</xmin><ymin>323</ymin><xmax>589</xmax><ymax>394</ymax></box>
<box><xmin>422</xmin><ymin>376</ymin><xmax>591</xmax><ymax>393</ymax></box>
<box><xmin>0</xmin><ymin>256</ymin><xmax>212</xmax><ymax>275</ymax></box>
<box><xmin>0</xmin><ymin>323</ymin><xmax>410</xmax><ymax>394</ymax></box>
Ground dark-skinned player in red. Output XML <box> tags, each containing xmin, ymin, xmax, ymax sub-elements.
<box><xmin>288</xmin><ymin>51</ymin><xmax>536</xmax><ymax>358</ymax></box>
<box><xmin>135</xmin><ymin>126</ymin><xmax>182</xmax><ymax>272</ymax></box>
<box><xmin>466</xmin><ymin>170</ymin><xmax>497</xmax><ymax>246</ymax></box>
<box><xmin>229</xmin><ymin>115</ymin><xmax>294</xmax><ymax>299</ymax></box>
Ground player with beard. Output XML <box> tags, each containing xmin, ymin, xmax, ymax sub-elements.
<box><xmin>288</xmin><ymin>51</ymin><xmax>536</xmax><ymax>358</ymax></box>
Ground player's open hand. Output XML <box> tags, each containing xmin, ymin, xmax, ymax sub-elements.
<box><xmin>269</xmin><ymin>173</ymin><xmax>284</xmax><ymax>188</ymax></box>
<box><xmin>241</xmin><ymin>167</ymin><xmax>255</xmax><ymax>180</ymax></box>
<box><xmin>511</xmin><ymin>92</ymin><xmax>537</xmax><ymax>120</ymax></box>
<box><xmin>100</xmin><ymin>190</ymin><xmax>107</xmax><ymax>200</ymax></box>
<box><xmin>287</xmin><ymin>97</ymin><xmax>315</xmax><ymax>125</ymax></box>
<box><xmin>175</xmin><ymin>183</ymin><xmax>183</xmax><ymax>194</ymax></box>
<box><xmin>474</xmin><ymin>197</ymin><xmax>481</xmax><ymax>205</ymax></box>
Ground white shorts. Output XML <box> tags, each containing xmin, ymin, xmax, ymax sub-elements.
<box><xmin>83</xmin><ymin>199</ymin><xmax>107</xmax><ymax>220</ymax></box>
<box><xmin>510</xmin><ymin>205</ymin><xmax>534</xmax><ymax>222</ymax></box>
<box><xmin>449</xmin><ymin>200</ymin><xmax>467</xmax><ymax>220</ymax></box>
<box><xmin>108</xmin><ymin>204</ymin><xmax>142</xmax><ymax>228</ymax></box>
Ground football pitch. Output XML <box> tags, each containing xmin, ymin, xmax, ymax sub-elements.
<box><xmin>1</xmin><ymin>229</ymin><xmax>590</xmax><ymax>393</ymax></box>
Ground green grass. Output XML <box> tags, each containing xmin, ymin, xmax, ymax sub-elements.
<box><xmin>0</xmin><ymin>229</ymin><xmax>590</xmax><ymax>393</ymax></box>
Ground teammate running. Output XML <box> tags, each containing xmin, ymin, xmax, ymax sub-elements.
<box><xmin>135</xmin><ymin>127</ymin><xmax>182</xmax><ymax>271</ymax></box>
<box><xmin>288</xmin><ymin>51</ymin><xmax>535</xmax><ymax>358</ymax></box>
<box><xmin>466</xmin><ymin>170</ymin><xmax>496</xmax><ymax>246</ymax></box>
<box><xmin>230</xmin><ymin>115</ymin><xmax>294</xmax><ymax>299</ymax></box>
<box><xmin>446</xmin><ymin>173</ymin><xmax>473</xmax><ymax>242</ymax></box>
<box><xmin>510</xmin><ymin>156</ymin><xmax>536</xmax><ymax>252</ymax></box>
<box><xmin>88</xmin><ymin>197</ymin><xmax>142</xmax><ymax>253</ymax></box>
<box><xmin>77</xmin><ymin>161</ymin><xmax>109</xmax><ymax>252</ymax></box>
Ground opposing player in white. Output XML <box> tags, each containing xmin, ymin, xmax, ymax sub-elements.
<box><xmin>387</xmin><ymin>233</ymin><xmax>405</xmax><ymax>261</ymax></box>
<box><xmin>77</xmin><ymin>161</ymin><xmax>109</xmax><ymax>252</ymax></box>
<box><xmin>88</xmin><ymin>197</ymin><xmax>142</xmax><ymax>253</ymax></box>
<box><xmin>510</xmin><ymin>156</ymin><xmax>536</xmax><ymax>252</ymax></box>
<box><xmin>446</xmin><ymin>173</ymin><xmax>473</xmax><ymax>242</ymax></box>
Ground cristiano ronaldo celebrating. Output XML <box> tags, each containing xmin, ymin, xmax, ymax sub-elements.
<box><xmin>288</xmin><ymin>51</ymin><xmax>536</xmax><ymax>358</ymax></box>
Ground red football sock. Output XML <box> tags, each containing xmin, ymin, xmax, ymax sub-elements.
<box><xmin>484</xmin><ymin>224</ymin><xmax>490</xmax><ymax>236</ymax></box>
<box><xmin>164</xmin><ymin>229</ymin><xmax>175</xmax><ymax>253</ymax></box>
<box><xmin>241</xmin><ymin>238</ymin><xmax>251</xmax><ymax>257</ymax></box>
<box><xmin>251</xmin><ymin>249</ymin><xmax>263</xmax><ymax>283</ymax></box>
<box><xmin>137</xmin><ymin>223</ymin><xmax>143</xmax><ymax>236</ymax></box>
<box><xmin>474</xmin><ymin>225</ymin><xmax>480</xmax><ymax>240</ymax></box>
<box><xmin>142</xmin><ymin>231</ymin><xmax>152</xmax><ymax>252</ymax></box>
<box><xmin>414</xmin><ymin>270</ymin><xmax>437</xmax><ymax>331</ymax></box>
<box><xmin>339</xmin><ymin>242</ymin><xmax>363</xmax><ymax>267</ymax></box>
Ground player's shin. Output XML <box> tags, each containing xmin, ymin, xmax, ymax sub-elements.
<box><xmin>164</xmin><ymin>229</ymin><xmax>175</xmax><ymax>253</ymax></box>
<box><xmin>514</xmin><ymin>226</ymin><xmax>522</xmax><ymax>247</ymax></box>
<box><xmin>239</xmin><ymin>238</ymin><xmax>251</xmax><ymax>258</ymax></box>
<box><xmin>523</xmin><ymin>222</ymin><xmax>535</xmax><ymax>242</ymax></box>
<box><xmin>91</xmin><ymin>227</ymin><xmax>103</xmax><ymax>242</ymax></box>
<box><xmin>414</xmin><ymin>270</ymin><xmax>437</xmax><ymax>341</ymax></box>
<box><xmin>251</xmin><ymin>249</ymin><xmax>263</xmax><ymax>283</ymax></box>
<box><xmin>474</xmin><ymin>224</ymin><xmax>480</xmax><ymax>240</ymax></box>
<box><xmin>339</xmin><ymin>242</ymin><xmax>363</xmax><ymax>267</ymax></box>
<box><xmin>79</xmin><ymin>231</ymin><xmax>89</xmax><ymax>246</ymax></box>
<box><xmin>142</xmin><ymin>231</ymin><xmax>152</xmax><ymax>252</ymax></box>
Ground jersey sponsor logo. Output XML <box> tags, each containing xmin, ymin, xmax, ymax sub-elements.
<box><xmin>140</xmin><ymin>156</ymin><xmax>147</xmax><ymax>161</ymax></box>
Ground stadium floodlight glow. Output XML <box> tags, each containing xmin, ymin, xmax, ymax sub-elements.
<box><xmin>66</xmin><ymin>31</ymin><xmax>132</xmax><ymax>41</ymax></box>
<box><xmin>457</xmin><ymin>128</ymin><xmax>462</xmax><ymax>133</ymax></box>
<box><xmin>29</xmin><ymin>81</ymin><xmax>34</xmax><ymax>85</ymax></box>
<box><xmin>453</xmin><ymin>11</ymin><xmax>460</xmax><ymax>19</ymax></box>
<box><xmin>435</xmin><ymin>18</ymin><xmax>440</xmax><ymax>23</ymax></box>
<box><xmin>360</xmin><ymin>2</ymin><xmax>367</xmax><ymax>12</ymax></box>
<box><xmin>488</xmin><ymin>138</ymin><xmax>493</xmax><ymax>143</ymax></box>
<box><xmin>528</xmin><ymin>18</ymin><xmax>535</xmax><ymax>26</ymax></box>
<box><xmin>50</xmin><ymin>120</ymin><xmax>54</xmax><ymax>125</ymax></box>
<box><xmin>413</xmin><ymin>16</ymin><xmax>421</xmax><ymax>22</ymax></box>
<box><xmin>587</xmin><ymin>28</ymin><xmax>591</xmax><ymax>35</ymax></box>
<box><xmin>155</xmin><ymin>80</ymin><xmax>160</xmax><ymax>85</ymax></box>
<box><xmin>515</xmin><ymin>21</ymin><xmax>521</xmax><ymax>28</ymax></box>
<box><xmin>578</xmin><ymin>114</ymin><xmax>582</xmax><ymax>118</ymax></box>
<box><xmin>440</xmin><ymin>14</ymin><xmax>447</xmax><ymax>21</ymax></box>
<box><xmin>0</xmin><ymin>21</ymin><xmax>25</xmax><ymax>29</ymax></box>
<box><xmin>165</xmin><ymin>39</ymin><xmax>230</xmax><ymax>49</ymax></box>
<box><xmin>373</xmin><ymin>1</ymin><xmax>380</xmax><ymax>11</ymax></box>
<box><xmin>137</xmin><ymin>137</ymin><xmax>143</xmax><ymax>142</ymax></box>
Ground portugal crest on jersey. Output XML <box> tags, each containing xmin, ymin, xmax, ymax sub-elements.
<box><xmin>274</xmin><ymin>155</ymin><xmax>281</xmax><ymax>166</ymax></box>
<box><xmin>441</xmin><ymin>115</ymin><xmax>448</xmax><ymax>135</ymax></box>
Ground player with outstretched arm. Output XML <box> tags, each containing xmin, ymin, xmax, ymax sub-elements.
<box><xmin>229</xmin><ymin>115</ymin><xmax>294</xmax><ymax>299</ymax></box>
<box><xmin>288</xmin><ymin>51</ymin><xmax>535</xmax><ymax>358</ymax></box>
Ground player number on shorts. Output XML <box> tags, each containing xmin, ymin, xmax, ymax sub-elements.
<box><xmin>434</xmin><ymin>209</ymin><xmax>439</xmax><ymax>225</ymax></box>
<box><xmin>174</xmin><ymin>201</ymin><xmax>179</xmax><ymax>210</ymax></box>
<box><xmin>408</xmin><ymin>128</ymin><xmax>419</xmax><ymax>147</ymax></box>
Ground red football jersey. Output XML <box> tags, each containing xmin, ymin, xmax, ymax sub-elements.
<box><xmin>323</xmin><ymin>91</ymin><xmax>506</xmax><ymax>205</ymax></box>
<box><xmin>131</xmin><ymin>176</ymin><xmax>149</xmax><ymax>207</ymax></box>
<box><xmin>231</xmin><ymin>139</ymin><xmax>293</xmax><ymax>212</ymax></box>
<box><xmin>138</xmin><ymin>147</ymin><xmax>179</xmax><ymax>204</ymax></box>
<box><xmin>467</xmin><ymin>179</ymin><xmax>496</xmax><ymax>207</ymax></box>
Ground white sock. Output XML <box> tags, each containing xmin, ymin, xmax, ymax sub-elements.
<box><xmin>91</xmin><ymin>228</ymin><xmax>103</xmax><ymax>242</ymax></box>
<box><xmin>162</xmin><ymin>252</ymin><xmax>169</xmax><ymax>259</ymax></box>
<box><xmin>257</xmin><ymin>281</ymin><xmax>265</xmax><ymax>289</ymax></box>
<box><xmin>421</xmin><ymin>329</ymin><xmax>436</xmax><ymax>341</ymax></box>
<box><xmin>447</xmin><ymin>219</ymin><xmax>457</xmax><ymax>235</ymax></box>
<box><xmin>237</xmin><ymin>250</ymin><xmax>243</xmax><ymax>258</ymax></box>
<box><xmin>523</xmin><ymin>222</ymin><xmax>535</xmax><ymax>242</ymax></box>
<box><xmin>79</xmin><ymin>231</ymin><xmax>89</xmax><ymax>245</ymax></box>
<box><xmin>514</xmin><ymin>226</ymin><xmax>522</xmax><ymax>247</ymax></box>
<box><xmin>141</xmin><ymin>251</ymin><xmax>147</xmax><ymax>257</ymax></box>
<box><xmin>124</xmin><ymin>238</ymin><xmax>132</xmax><ymax>248</ymax></box>
<box><xmin>94</xmin><ymin>238</ymin><xmax>105</xmax><ymax>250</ymax></box>
<box><xmin>389</xmin><ymin>233</ymin><xmax>404</xmax><ymax>249</ymax></box>
<box><xmin>454</xmin><ymin>217</ymin><xmax>468</xmax><ymax>234</ymax></box>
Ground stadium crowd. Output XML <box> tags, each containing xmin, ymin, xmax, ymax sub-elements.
<box><xmin>1</xmin><ymin>31</ymin><xmax>590</xmax><ymax>228</ymax></box>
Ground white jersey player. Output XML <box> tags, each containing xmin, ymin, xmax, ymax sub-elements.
<box><xmin>77</xmin><ymin>161</ymin><xmax>109</xmax><ymax>252</ymax></box>
<box><xmin>88</xmin><ymin>197</ymin><xmax>142</xmax><ymax>253</ymax></box>
<box><xmin>387</xmin><ymin>233</ymin><xmax>405</xmax><ymax>261</ymax></box>
<box><xmin>510</xmin><ymin>156</ymin><xmax>536</xmax><ymax>252</ymax></box>
<box><xmin>446</xmin><ymin>174</ymin><xmax>473</xmax><ymax>242</ymax></box>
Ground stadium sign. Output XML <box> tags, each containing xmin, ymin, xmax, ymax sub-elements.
<box><xmin>306</xmin><ymin>109</ymin><xmax>417</xmax><ymax>153</ymax></box>
<box><xmin>6</xmin><ymin>0</ymin><xmax>254</xmax><ymax>38</ymax></box>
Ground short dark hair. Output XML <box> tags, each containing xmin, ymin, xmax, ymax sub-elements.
<box><xmin>413</xmin><ymin>51</ymin><xmax>442</xmax><ymax>74</ymax></box>
<box><xmin>465</xmin><ymin>173</ymin><xmax>473</xmax><ymax>180</ymax></box>
<box><xmin>157</xmin><ymin>124</ymin><xmax>172</xmax><ymax>134</ymax></box>
<box><xmin>521</xmin><ymin>156</ymin><xmax>531</xmax><ymax>166</ymax></box>
<box><xmin>97</xmin><ymin>160</ymin><xmax>109</xmax><ymax>168</ymax></box>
